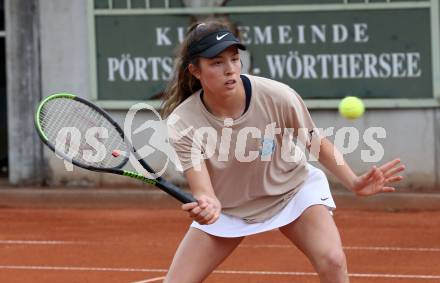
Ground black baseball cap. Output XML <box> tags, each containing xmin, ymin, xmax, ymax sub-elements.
<box><xmin>188</xmin><ymin>29</ymin><xmax>246</xmax><ymax>59</ymax></box>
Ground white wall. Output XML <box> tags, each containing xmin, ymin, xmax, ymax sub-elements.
<box><xmin>40</xmin><ymin>0</ymin><xmax>91</xmax><ymax>100</ymax></box>
<box><xmin>312</xmin><ymin>109</ymin><xmax>438</xmax><ymax>192</ymax></box>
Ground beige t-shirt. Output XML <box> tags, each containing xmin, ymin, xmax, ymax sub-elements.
<box><xmin>167</xmin><ymin>75</ymin><xmax>321</xmax><ymax>223</ymax></box>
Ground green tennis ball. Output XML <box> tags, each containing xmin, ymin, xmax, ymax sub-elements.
<box><xmin>338</xmin><ymin>96</ymin><xmax>365</xmax><ymax>120</ymax></box>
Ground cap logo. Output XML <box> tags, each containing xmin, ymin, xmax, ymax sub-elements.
<box><xmin>216</xmin><ymin>33</ymin><xmax>229</xmax><ymax>40</ymax></box>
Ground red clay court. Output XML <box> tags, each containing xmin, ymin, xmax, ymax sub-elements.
<box><xmin>0</xmin><ymin>188</ymin><xmax>439</xmax><ymax>283</ymax></box>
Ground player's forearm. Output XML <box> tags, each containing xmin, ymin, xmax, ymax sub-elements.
<box><xmin>317</xmin><ymin>138</ymin><xmax>357</xmax><ymax>192</ymax></box>
<box><xmin>184</xmin><ymin>165</ymin><xmax>218</xmax><ymax>200</ymax></box>
<box><xmin>189</xmin><ymin>185</ymin><xmax>217</xmax><ymax>199</ymax></box>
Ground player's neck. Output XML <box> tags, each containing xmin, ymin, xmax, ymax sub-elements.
<box><xmin>202</xmin><ymin>82</ymin><xmax>246</xmax><ymax>120</ymax></box>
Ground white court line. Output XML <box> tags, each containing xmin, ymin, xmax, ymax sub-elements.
<box><xmin>240</xmin><ymin>244</ymin><xmax>440</xmax><ymax>252</ymax></box>
<box><xmin>0</xmin><ymin>240</ymin><xmax>88</xmax><ymax>245</ymax></box>
<box><xmin>0</xmin><ymin>265</ymin><xmax>439</xmax><ymax>280</ymax></box>
<box><xmin>2</xmin><ymin>240</ymin><xmax>440</xmax><ymax>252</ymax></box>
<box><xmin>215</xmin><ymin>270</ymin><xmax>440</xmax><ymax>279</ymax></box>
<box><xmin>344</xmin><ymin>246</ymin><xmax>440</xmax><ymax>252</ymax></box>
<box><xmin>130</xmin><ymin>276</ymin><xmax>166</xmax><ymax>283</ymax></box>
<box><xmin>0</xmin><ymin>265</ymin><xmax>167</xmax><ymax>273</ymax></box>
<box><xmin>2</xmin><ymin>240</ymin><xmax>440</xmax><ymax>253</ymax></box>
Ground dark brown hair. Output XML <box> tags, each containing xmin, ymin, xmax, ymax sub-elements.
<box><xmin>161</xmin><ymin>19</ymin><xmax>235</xmax><ymax>118</ymax></box>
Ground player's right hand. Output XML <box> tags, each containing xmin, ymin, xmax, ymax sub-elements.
<box><xmin>181</xmin><ymin>195</ymin><xmax>221</xmax><ymax>225</ymax></box>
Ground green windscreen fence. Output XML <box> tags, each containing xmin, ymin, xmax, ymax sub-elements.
<box><xmin>92</xmin><ymin>1</ymin><xmax>434</xmax><ymax>101</ymax></box>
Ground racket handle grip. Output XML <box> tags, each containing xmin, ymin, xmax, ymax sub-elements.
<box><xmin>157</xmin><ymin>180</ymin><xmax>197</xmax><ymax>204</ymax></box>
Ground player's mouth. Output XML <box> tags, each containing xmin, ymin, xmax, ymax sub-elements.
<box><xmin>225</xmin><ymin>79</ymin><xmax>236</xmax><ymax>88</ymax></box>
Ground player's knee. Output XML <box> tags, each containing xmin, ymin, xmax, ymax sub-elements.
<box><xmin>317</xmin><ymin>248</ymin><xmax>347</xmax><ymax>276</ymax></box>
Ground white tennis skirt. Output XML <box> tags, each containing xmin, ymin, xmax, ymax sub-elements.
<box><xmin>191</xmin><ymin>164</ymin><xmax>336</xmax><ymax>238</ymax></box>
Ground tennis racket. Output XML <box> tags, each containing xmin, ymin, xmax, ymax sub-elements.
<box><xmin>34</xmin><ymin>93</ymin><xmax>196</xmax><ymax>204</ymax></box>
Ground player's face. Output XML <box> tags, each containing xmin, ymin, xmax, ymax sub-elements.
<box><xmin>192</xmin><ymin>46</ymin><xmax>242</xmax><ymax>97</ymax></box>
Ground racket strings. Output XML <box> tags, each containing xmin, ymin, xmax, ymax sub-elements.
<box><xmin>39</xmin><ymin>98</ymin><xmax>128</xmax><ymax>169</ymax></box>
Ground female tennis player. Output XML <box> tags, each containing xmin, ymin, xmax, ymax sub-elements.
<box><xmin>161</xmin><ymin>20</ymin><xmax>405</xmax><ymax>283</ymax></box>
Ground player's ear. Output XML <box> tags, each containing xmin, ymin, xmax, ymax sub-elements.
<box><xmin>188</xmin><ymin>63</ymin><xmax>201</xmax><ymax>80</ymax></box>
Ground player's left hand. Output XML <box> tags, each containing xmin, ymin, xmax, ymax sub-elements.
<box><xmin>351</xmin><ymin>159</ymin><xmax>405</xmax><ymax>196</ymax></box>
